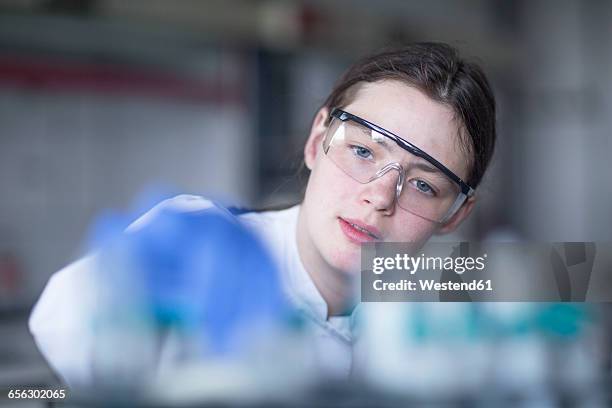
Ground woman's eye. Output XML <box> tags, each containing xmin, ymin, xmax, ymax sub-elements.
<box><xmin>411</xmin><ymin>179</ymin><xmax>436</xmax><ymax>196</ymax></box>
<box><xmin>350</xmin><ymin>145</ymin><xmax>373</xmax><ymax>159</ymax></box>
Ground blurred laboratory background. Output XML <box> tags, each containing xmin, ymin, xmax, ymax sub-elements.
<box><xmin>0</xmin><ymin>0</ymin><xmax>611</xmax><ymax>402</ymax></box>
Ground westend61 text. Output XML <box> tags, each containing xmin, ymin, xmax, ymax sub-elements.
<box><xmin>373</xmin><ymin>279</ymin><xmax>493</xmax><ymax>292</ymax></box>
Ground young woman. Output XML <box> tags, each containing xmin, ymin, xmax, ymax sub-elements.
<box><xmin>29</xmin><ymin>42</ymin><xmax>496</xmax><ymax>384</ymax></box>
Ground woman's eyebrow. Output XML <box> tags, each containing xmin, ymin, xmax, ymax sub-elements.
<box><xmin>410</xmin><ymin>160</ymin><xmax>446</xmax><ymax>176</ymax></box>
<box><xmin>353</xmin><ymin>119</ymin><xmax>400</xmax><ymax>152</ymax></box>
<box><xmin>368</xmin><ymin>129</ymin><xmax>394</xmax><ymax>151</ymax></box>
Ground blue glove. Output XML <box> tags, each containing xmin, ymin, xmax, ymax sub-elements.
<box><xmin>92</xmin><ymin>207</ymin><xmax>289</xmax><ymax>357</ymax></box>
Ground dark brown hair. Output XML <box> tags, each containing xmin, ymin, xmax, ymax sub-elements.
<box><xmin>322</xmin><ymin>42</ymin><xmax>496</xmax><ymax>188</ymax></box>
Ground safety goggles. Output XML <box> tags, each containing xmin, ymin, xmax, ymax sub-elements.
<box><xmin>323</xmin><ymin>108</ymin><xmax>475</xmax><ymax>223</ymax></box>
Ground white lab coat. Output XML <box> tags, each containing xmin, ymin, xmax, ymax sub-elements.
<box><xmin>29</xmin><ymin>195</ymin><xmax>354</xmax><ymax>386</ymax></box>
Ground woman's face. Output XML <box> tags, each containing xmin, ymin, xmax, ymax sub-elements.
<box><xmin>301</xmin><ymin>80</ymin><xmax>475</xmax><ymax>274</ymax></box>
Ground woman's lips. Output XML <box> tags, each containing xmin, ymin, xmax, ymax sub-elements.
<box><xmin>338</xmin><ymin>217</ymin><xmax>381</xmax><ymax>244</ymax></box>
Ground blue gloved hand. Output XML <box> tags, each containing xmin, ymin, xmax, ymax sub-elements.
<box><xmin>91</xmin><ymin>206</ymin><xmax>289</xmax><ymax>357</ymax></box>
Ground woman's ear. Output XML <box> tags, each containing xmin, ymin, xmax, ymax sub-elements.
<box><xmin>436</xmin><ymin>196</ymin><xmax>476</xmax><ymax>235</ymax></box>
<box><xmin>304</xmin><ymin>107</ymin><xmax>330</xmax><ymax>170</ymax></box>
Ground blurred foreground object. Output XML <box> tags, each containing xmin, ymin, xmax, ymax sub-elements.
<box><xmin>86</xmin><ymin>207</ymin><xmax>314</xmax><ymax>404</ymax></box>
<box><xmin>355</xmin><ymin>302</ymin><xmax>608</xmax><ymax>406</ymax></box>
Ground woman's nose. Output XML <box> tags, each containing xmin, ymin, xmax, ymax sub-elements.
<box><xmin>360</xmin><ymin>168</ymin><xmax>401</xmax><ymax>214</ymax></box>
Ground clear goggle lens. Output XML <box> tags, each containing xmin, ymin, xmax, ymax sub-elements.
<box><xmin>323</xmin><ymin>118</ymin><xmax>467</xmax><ymax>223</ymax></box>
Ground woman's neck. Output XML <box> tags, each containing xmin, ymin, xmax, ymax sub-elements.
<box><xmin>296</xmin><ymin>207</ymin><xmax>354</xmax><ymax>318</ymax></box>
